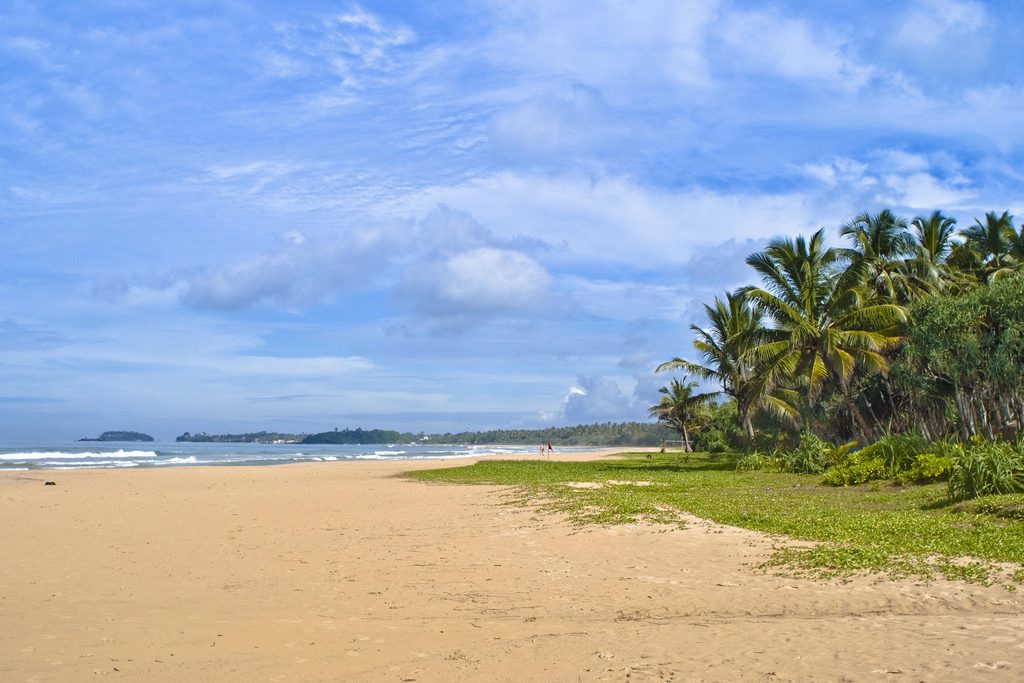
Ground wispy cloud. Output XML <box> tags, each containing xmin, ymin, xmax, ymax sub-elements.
<box><xmin>3</xmin><ymin>1</ymin><xmax>1024</xmax><ymax>437</ymax></box>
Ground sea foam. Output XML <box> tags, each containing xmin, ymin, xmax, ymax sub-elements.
<box><xmin>0</xmin><ymin>450</ymin><xmax>159</xmax><ymax>461</ymax></box>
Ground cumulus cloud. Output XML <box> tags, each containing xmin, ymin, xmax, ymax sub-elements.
<box><xmin>556</xmin><ymin>372</ymin><xmax>667</xmax><ymax>424</ymax></box>
<box><xmin>399</xmin><ymin>247</ymin><xmax>551</xmax><ymax>316</ymax></box>
<box><xmin>393</xmin><ymin>207</ymin><xmax>553</xmax><ymax>323</ymax></box>
<box><xmin>559</xmin><ymin>375</ymin><xmax>637</xmax><ymax>423</ymax></box>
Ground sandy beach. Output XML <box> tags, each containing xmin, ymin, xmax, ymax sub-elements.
<box><xmin>2</xmin><ymin>451</ymin><xmax>1022</xmax><ymax>682</ymax></box>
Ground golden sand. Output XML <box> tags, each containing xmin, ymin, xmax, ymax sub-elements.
<box><xmin>2</xmin><ymin>452</ymin><xmax>1022</xmax><ymax>681</ymax></box>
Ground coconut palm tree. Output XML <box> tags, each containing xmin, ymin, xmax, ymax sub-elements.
<box><xmin>909</xmin><ymin>210</ymin><xmax>959</xmax><ymax>292</ymax></box>
<box><xmin>1003</xmin><ymin>214</ymin><xmax>1024</xmax><ymax>263</ymax></box>
<box><xmin>647</xmin><ymin>376</ymin><xmax>715</xmax><ymax>452</ymax></box>
<box><xmin>911</xmin><ymin>211</ymin><xmax>957</xmax><ymax>266</ymax></box>
<box><xmin>956</xmin><ymin>211</ymin><xmax>1017</xmax><ymax>283</ymax></box>
<box><xmin>742</xmin><ymin>229</ymin><xmax>908</xmax><ymax>442</ymax></box>
<box><xmin>839</xmin><ymin>209</ymin><xmax>933</xmax><ymax>304</ymax></box>
<box><xmin>656</xmin><ymin>292</ymin><xmax>794</xmax><ymax>441</ymax></box>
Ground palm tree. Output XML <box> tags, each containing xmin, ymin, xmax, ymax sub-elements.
<box><xmin>656</xmin><ymin>292</ymin><xmax>792</xmax><ymax>441</ymax></box>
<box><xmin>909</xmin><ymin>211</ymin><xmax>959</xmax><ymax>293</ymax></box>
<box><xmin>839</xmin><ymin>209</ymin><xmax>931</xmax><ymax>304</ymax></box>
<box><xmin>742</xmin><ymin>229</ymin><xmax>907</xmax><ymax>442</ymax></box>
<box><xmin>1003</xmin><ymin>215</ymin><xmax>1024</xmax><ymax>263</ymax></box>
<box><xmin>911</xmin><ymin>211</ymin><xmax>957</xmax><ymax>267</ymax></box>
<box><xmin>647</xmin><ymin>376</ymin><xmax>715</xmax><ymax>452</ymax></box>
<box><xmin>957</xmin><ymin>211</ymin><xmax>1017</xmax><ymax>283</ymax></box>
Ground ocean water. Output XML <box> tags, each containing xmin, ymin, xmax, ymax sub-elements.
<box><xmin>0</xmin><ymin>441</ymin><xmax>559</xmax><ymax>471</ymax></box>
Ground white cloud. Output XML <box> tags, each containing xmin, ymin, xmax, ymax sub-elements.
<box><xmin>268</xmin><ymin>6</ymin><xmax>416</xmax><ymax>92</ymax></box>
<box><xmin>483</xmin><ymin>0</ymin><xmax>719</xmax><ymax>98</ymax></box>
<box><xmin>394</xmin><ymin>171</ymin><xmax>820</xmax><ymax>266</ymax></box>
<box><xmin>106</xmin><ymin>205</ymin><xmax>554</xmax><ymax>324</ymax></box>
<box><xmin>721</xmin><ymin>10</ymin><xmax>875</xmax><ymax>90</ymax></box>
<box><xmin>556</xmin><ymin>372</ymin><xmax>665</xmax><ymax>423</ymax></box>
<box><xmin>558</xmin><ymin>375</ymin><xmax>636</xmax><ymax>423</ymax></box>
<box><xmin>182</xmin><ymin>228</ymin><xmax>391</xmax><ymax>310</ymax></box>
<box><xmin>877</xmin><ymin>172</ymin><xmax>974</xmax><ymax>210</ymax></box>
<box><xmin>894</xmin><ymin>0</ymin><xmax>988</xmax><ymax>48</ymax></box>
<box><xmin>0</xmin><ymin>335</ymin><xmax>372</xmax><ymax>379</ymax></box>
<box><xmin>800</xmin><ymin>150</ymin><xmax>976</xmax><ymax>211</ymax></box>
<box><xmin>214</xmin><ymin>354</ymin><xmax>373</xmax><ymax>377</ymax></box>
<box><xmin>398</xmin><ymin>246</ymin><xmax>551</xmax><ymax>318</ymax></box>
<box><xmin>559</xmin><ymin>277</ymin><xmax>693</xmax><ymax>322</ymax></box>
<box><xmin>389</xmin><ymin>206</ymin><xmax>555</xmax><ymax>323</ymax></box>
<box><xmin>445</xmin><ymin>248</ymin><xmax>549</xmax><ymax>310</ymax></box>
<box><xmin>99</xmin><ymin>223</ymin><xmax>400</xmax><ymax>311</ymax></box>
<box><xmin>490</xmin><ymin>84</ymin><xmax>610</xmax><ymax>155</ymax></box>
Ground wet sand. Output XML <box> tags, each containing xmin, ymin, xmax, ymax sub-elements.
<box><xmin>1</xmin><ymin>451</ymin><xmax>1022</xmax><ymax>681</ymax></box>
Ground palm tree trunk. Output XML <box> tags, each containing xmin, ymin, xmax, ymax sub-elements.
<box><xmin>737</xmin><ymin>399</ymin><xmax>755</xmax><ymax>442</ymax></box>
<box><xmin>841</xmin><ymin>384</ymin><xmax>873</xmax><ymax>444</ymax></box>
<box><xmin>681</xmin><ymin>424</ymin><xmax>692</xmax><ymax>453</ymax></box>
<box><xmin>863</xmin><ymin>395</ymin><xmax>884</xmax><ymax>434</ymax></box>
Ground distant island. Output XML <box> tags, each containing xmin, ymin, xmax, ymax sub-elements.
<box><xmin>176</xmin><ymin>422</ymin><xmax>674</xmax><ymax>447</ymax></box>
<box><xmin>79</xmin><ymin>430</ymin><xmax>154</xmax><ymax>442</ymax></box>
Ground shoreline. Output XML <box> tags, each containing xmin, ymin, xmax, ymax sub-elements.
<box><xmin>0</xmin><ymin>445</ymin><xmax>653</xmax><ymax>473</ymax></box>
<box><xmin>2</xmin><ymin>451</ymin><xmax>1022</xmax><ymax>681</ymax></box>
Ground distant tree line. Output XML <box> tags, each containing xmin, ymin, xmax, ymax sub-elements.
<box><xmin>176</xmin><ymin>431</ymin><xmax>304</xmax><ymax>443</ymax></box>
<box><xmin>176</xmin><ymin>422</ymin><xmax>675</xmax><ymax>447</ymax></box>
<box><xmin>421</xmin><ymin>422</ymin><xmax>675</xmax><ymax>446</ymax></box>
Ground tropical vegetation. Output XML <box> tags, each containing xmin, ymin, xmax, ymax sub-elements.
<box><xmin>652</xmin><ymin>208</ymin><xmax>1024</xmax><ymax>501</ymax></box>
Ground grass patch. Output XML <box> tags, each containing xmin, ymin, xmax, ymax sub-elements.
<box><xmin>410</xmin><ymin>452</ymin><xmax>1024</xmax><ymax>586</ymax></box>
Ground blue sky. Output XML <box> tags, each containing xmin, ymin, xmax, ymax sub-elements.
<box><xmin>2</xmin><ymin>0</ymin><xmax>1023</xmax><ymax>440</ymax></box>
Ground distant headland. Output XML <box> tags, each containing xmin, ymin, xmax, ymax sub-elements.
<box><xmin>79</xmin><ymin>430</ymin><xmax>155</xmax><ymax>442</ymax></box>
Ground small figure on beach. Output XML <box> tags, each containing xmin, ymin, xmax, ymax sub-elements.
<box><xmin>538</xmin><ymin>445</ymin><xmax>544</xmax><ymax>456</ymax></box>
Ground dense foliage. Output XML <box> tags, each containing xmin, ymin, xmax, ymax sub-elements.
<box><xmin>893</xmin><ymin>275</ymin><xmax>1024</xmax><ymax>441</ymax></box>
<box><xmin>658</xmin><ymin>208</ymin><xmax>1024</xmax><ymax>450</ymax></box>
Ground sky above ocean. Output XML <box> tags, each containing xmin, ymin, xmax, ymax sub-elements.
<box><xmin>2</xmin><ymin>0</ymin><xmax>1023</xmax><ymax>440</ymax></box>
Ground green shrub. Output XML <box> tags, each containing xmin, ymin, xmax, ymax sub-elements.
<box><xmin>698</xmin><ymin>428</ymin><xmax>732</xmax><ymax>453</ymax></box>
<box><xmin>948</xmin><ymin>441</ymin><xmax>1024</xmax><ymax>501</ymax></box>
<box><xmin>855</xmin><ymin>432</ymin><xmax>932</xmax><ymax>472</ymax></box>
<box><xmin>895</xmin><ymin>452</ymin><xmax>953</xmax><ymax>484</ymax></box>
<box><xmin>822</xmin><ymin>433</ymin><xmax>940</xmax><ymax>487</ymax></box>
<box><xmin>735</xmin><ymin>450</ymin><xmax>784</xmax><ymax>472</ymax></box>
<box><xmin>782</xmin><ymin>432</ymin><xmax>831</xmax><ymax>474</ymax></box>
<box><xmin>822</xmin><ymin>457</ymin><xmax>887</xmax><ymax>486</ymax></box>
